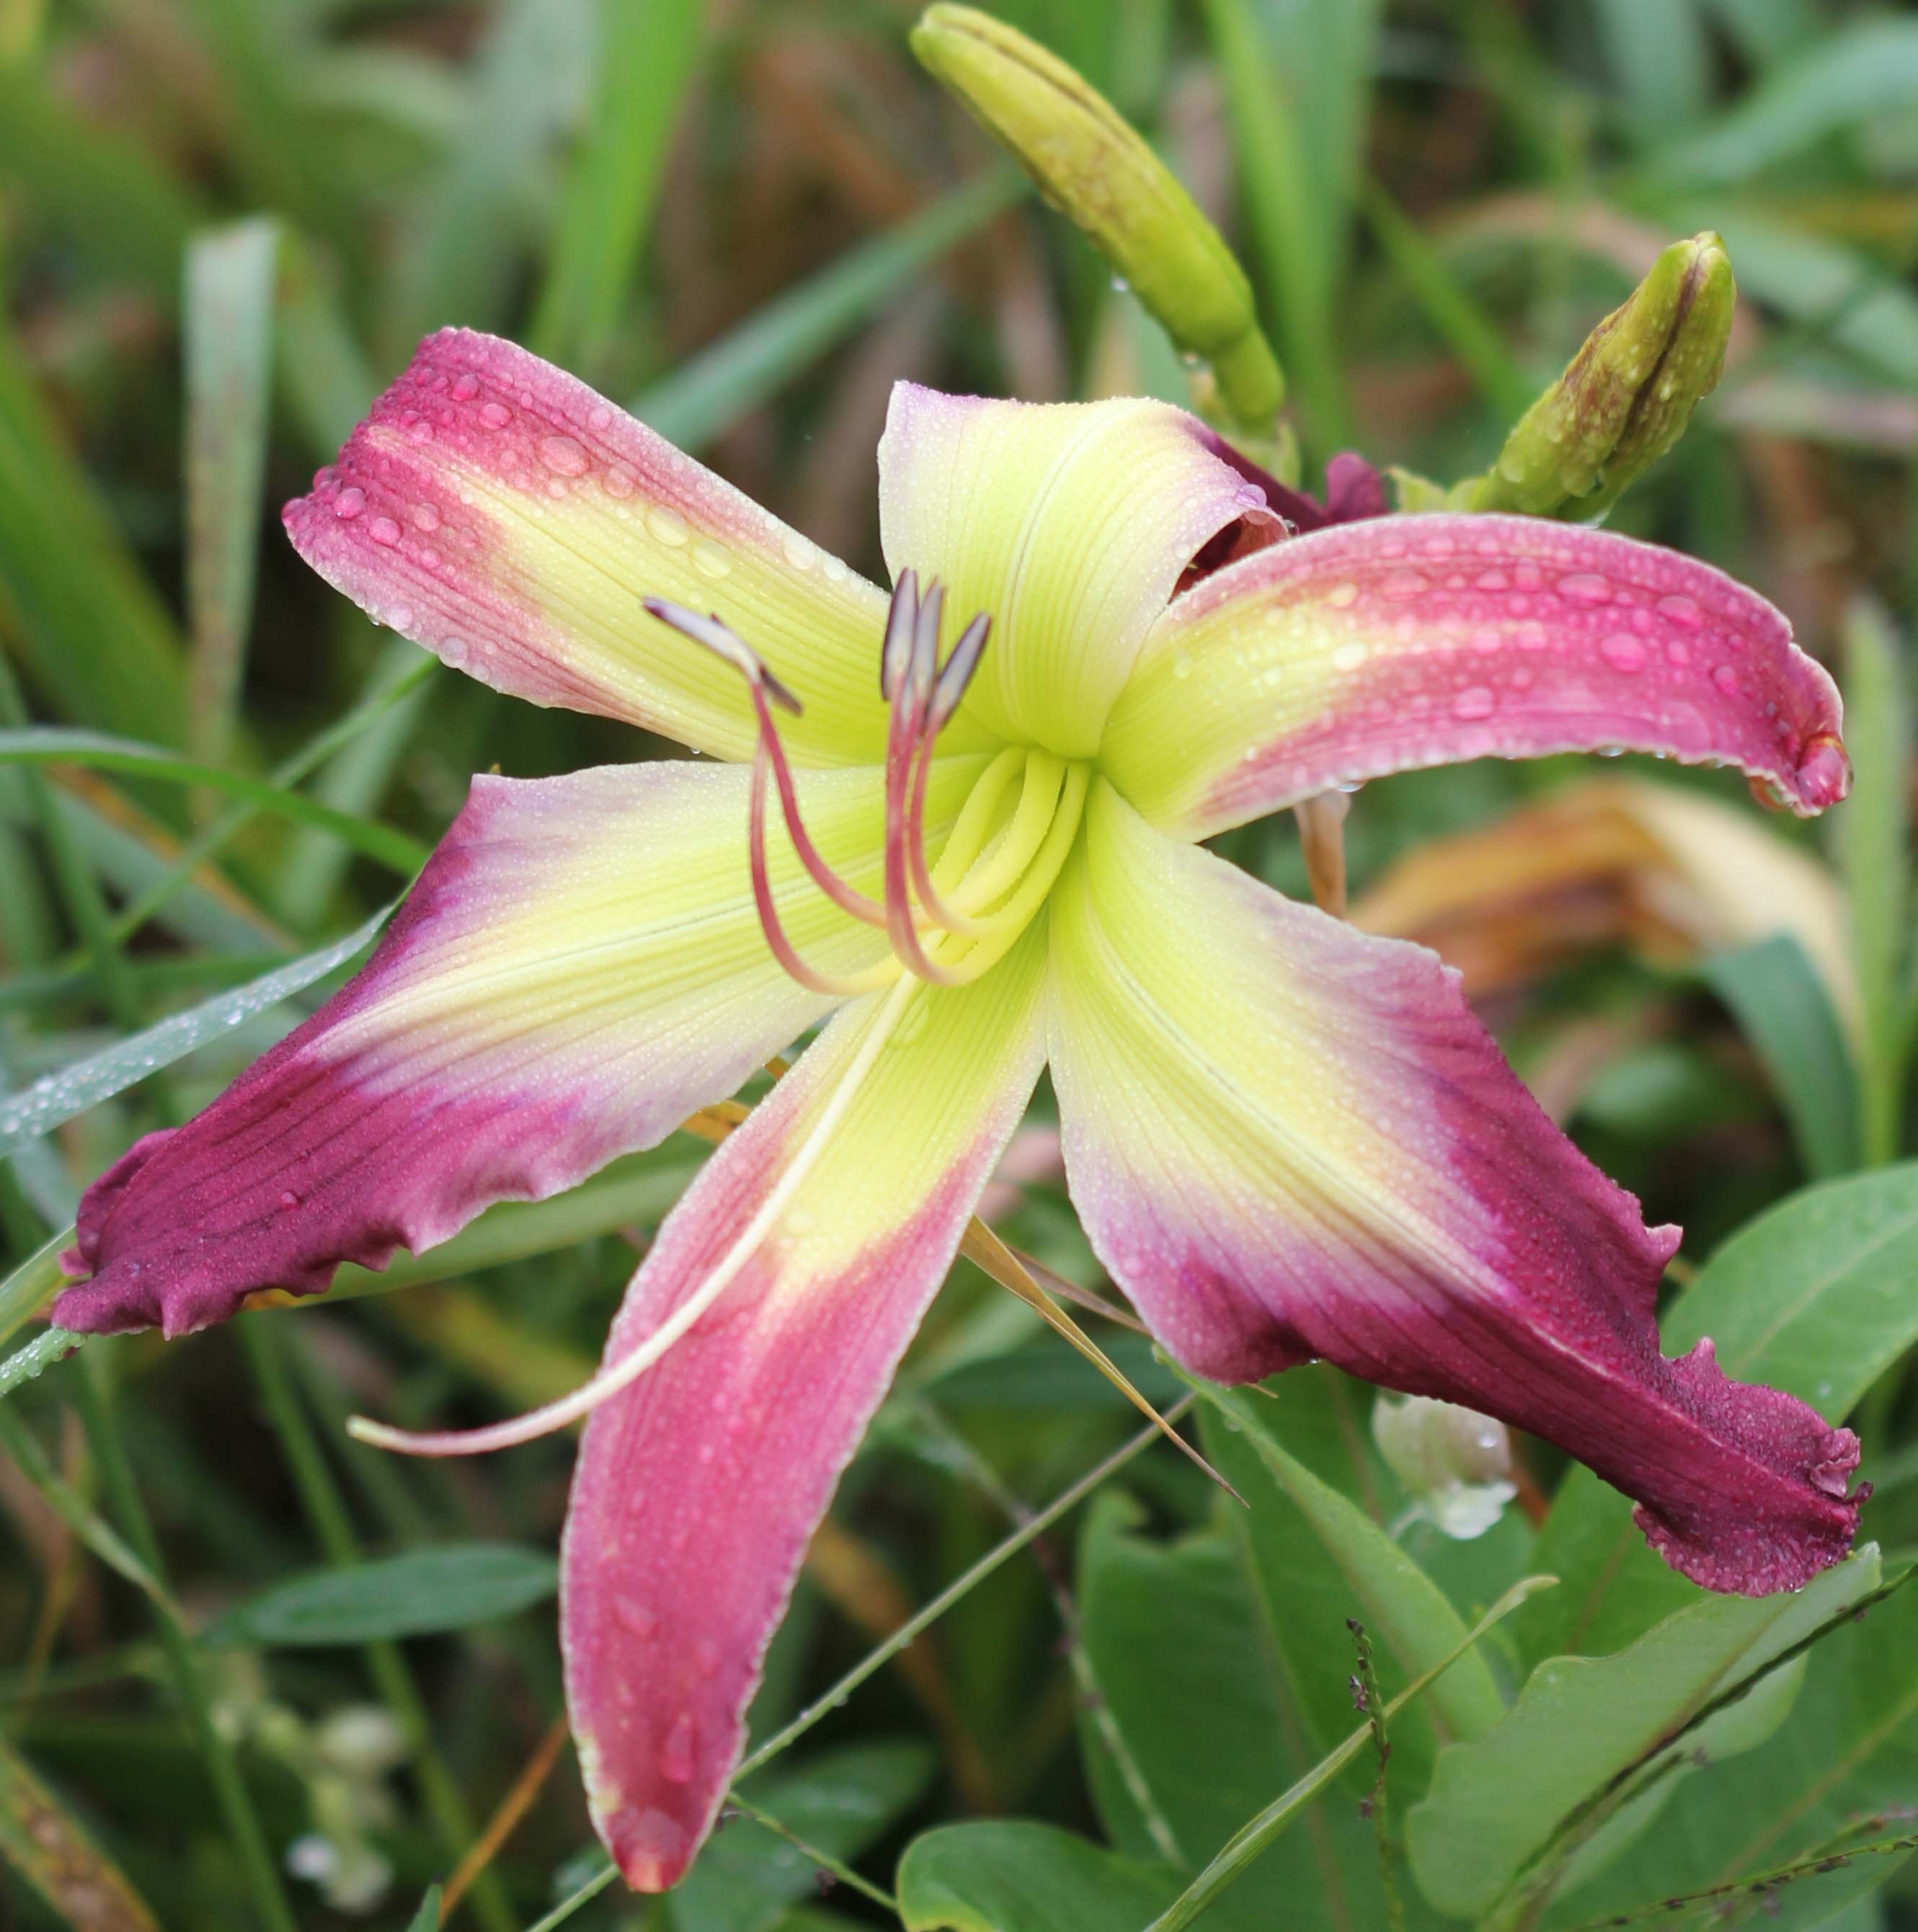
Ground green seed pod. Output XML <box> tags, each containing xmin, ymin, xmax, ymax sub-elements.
<box><xmin>1472</xmin><ymin>232</ymin><xmax>1735</xmax><ymax>520</ymax></box>
<box><xmin>911</xmin><ymin>3</ymin><xmax>1284</xmax><ymax>433</ymax></box>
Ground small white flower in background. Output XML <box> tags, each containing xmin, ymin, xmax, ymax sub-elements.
<box><xmin>1374</xmin><ymin>1393</ymin><xmax>1518</xmax><ymax>1541</ymax></box>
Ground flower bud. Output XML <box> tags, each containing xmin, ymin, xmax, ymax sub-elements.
<box><xmin>1471</xmin><ymin>233</ymin><xmax>1735</xmax><ymax>520</ymax></box>
<box><xmin>1372</xmin><ymin>1393</ymin><xmax>1516</xmax><ymax>1541</ymax></box>
<box><xmin>911</xmin><ymin>4</ymin><xmax>1284</xmax><ymax>432</ymax></box>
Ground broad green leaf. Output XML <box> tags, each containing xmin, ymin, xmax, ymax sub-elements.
<box><xmin>202</xmin><ymin>1542</ymin><xmax>556</xmax><ymax>1648</ymax></box>
<box><xmin>897</xmin><ymin>1822</ymin><xmax>1180</xmax><ymax>1932</ymax></box>
<box><xmin>633</xmin><ymin>172</ymin><xmax>1023</xmax><ymax>455</ymax></box>
<box><xmin>0</xmin><ymin>731</ymin><xmax>428</xmax><ymax>872</ymax></box>
<box><xmin>670</xmin><ymin>1740</ymin><xmax>933</xmax><ymax>1932</ymax></box>
<box><xmin>1407</xmin><ymin>1549</ymin><xmax>1882</xmax><ymax>1919</ymax></box>
<box><xmin>0</xmin><ymin>1734</ymin><xmax>160</xmax><ymax>1931</ymax></box>
<box><xmin>1144</xmin><ymin>1577</ymin><xmax>1552</xmax><ymax>1932</ymax></box>
<box><xmin>183</xmin><ymin>218</ymin><xmax>280</xmax><ymax>777</ymax></box>
<box><xmin>1077</xmin><ymin>1494</ymin><xmax>1398</xmax><ymax>1928</ymax></box>
<box><xmin>1559</xmin><ymin>1568</ymin><xmax>1918</xmax><ymax>1929</ymax></box>
<box><xmin>0</xmin><ymin>901</ymin><xmax>391</xmax><ymax>1160</ymax></box>
<box><xmin>1199</xmin><ymin>1382</ymin><xmax>1506</xmax><ymax>1768</ymax></box>
<box><xmin>1518</xmin><ymin>1164</ymin><xmax>1918</xmax><ymax>1667</ymax></box>
<box><xmin>1838</xmin><ymin>600</ymin><xmax>1910</xmax><ymax>1166</ymax></box>
<box><xmin>1659</xmin><ymin>19</ymin><xmax>1918</xmax><ymax>185</ymax></box>
<box><xmin>1705</xmin><ymin>935</ymin><xmax>1860</xmax><ymax>1180</ymax></box>
<box><xmin>529</xmin><ymin>0</ymin><xmax>703</xmax><ymax>372</ymax></box>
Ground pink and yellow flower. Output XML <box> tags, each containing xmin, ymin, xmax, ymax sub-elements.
<box><xmin>53</xmin><ymin>329</ymin><xmax>1861</xmax><ymax>1889</ymax></box>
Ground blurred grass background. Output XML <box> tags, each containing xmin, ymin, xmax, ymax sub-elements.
<box><xmin>3</xmin><ymin>0</ymin><xmax>1918</xmax><ymax>1926</ymax></box>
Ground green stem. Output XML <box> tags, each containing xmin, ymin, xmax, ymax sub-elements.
<box><xmin>74</xmin><ymin>1351</ymin><xmax>300</xmax><ymax>1932</ymax></box>
<box><xmin>724</xmin><ymin>1789</ymin><xmax>900</xmax><ymax>1913</ymax></box>
<box><xmin>239</xmin><ymin>1319</ymin><xmax>518</xmax><ymax>1932</ymax></box>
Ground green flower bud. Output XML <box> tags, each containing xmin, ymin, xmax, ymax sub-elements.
<box><xmin>1471</xmin><ymin>233</ymin><xmax>1735</xmax><ymax>520</ymax></box>
<box><xmin>911</xmin><ymin>4</ymin><xmax>1284</xmax><ymax>433</ymax></box>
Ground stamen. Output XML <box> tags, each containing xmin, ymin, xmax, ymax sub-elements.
<box><xmin>348</xmin><ymin>973</ymin><xmax>925</xmax><ymax>1460</ymax></box>
<box><xmin>879</xmin><ymin>571</ymin><xmax>919</xmax><ymax>701</ymax></box>
<box><xmin>747</xmin><ymin>749</ymin><xmax>895</xmax><ymax>1000</ymax></box>
<box><xmin>647</xmin><ymin>598</ymin><xmax>885</xmax><ymax>930</ymax></box>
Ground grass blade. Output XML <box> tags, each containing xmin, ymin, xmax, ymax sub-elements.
<box><xmin>529</xmin><ymin>0</ymin><xmax>703</xmax><ymax>373</ymax></box>
<box><xmin>184</xmin><ymin>217</ymin><xmax>280</xmax><ymax>779</ymax></box>
<box><xmin>633</xmin><ymin>171</ymin><xmax>1024</xmax><ymax>453</ymax></box>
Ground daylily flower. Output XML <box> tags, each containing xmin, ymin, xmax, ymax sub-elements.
<box><xmin>52</xmin><ymin>329</ymin><xmax>1862</xmax><ymax>1890</ymax></box>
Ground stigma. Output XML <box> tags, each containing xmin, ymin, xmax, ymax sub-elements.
<box><xmin>647</xmin><ymin>577</ymin><xmax>1088</xmax><ymax>998</ymax></box>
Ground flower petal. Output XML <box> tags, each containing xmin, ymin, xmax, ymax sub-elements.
<box><xmin>284</xmin><ymin>329</ymin><xmax>907</xmax><ymax>765</ymax></box>
<box><xmin>1101</xmin><ymin>512</ymin><xmax>1848</xmax><ymax>840</ymax></box>
<box><xmin>561</xmin><ymin>923</ymin><xmax>1050</xmax><ymax>1890</ymax></box>
<box><xmin>876</xmin><ymin>385</ymin><xmax>1278</xmax><ymax>758</ymax></box>
<box><xmin>53</xmin><ymin>757</ymin><xmax>986</xmax><ymax>1338</ymax></box>
<box><xmin>1048</xmin><ymin>780</ymin><xmax>1861</xmax><ymax>1597</ymax></box>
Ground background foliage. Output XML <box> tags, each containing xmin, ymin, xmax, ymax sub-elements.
<box><xmin>3</xmin><ymin>0</ymin><xmax>1918</xmax><ymax>1927</ymax></box>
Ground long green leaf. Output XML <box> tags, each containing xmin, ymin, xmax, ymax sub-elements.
<box><xmin>1705</xmin><ymin>934</ymin><xmax>1860</xmax><ymax>1179</ymax></box>
<box><xmin>633</xmin><ymin>172</ymin><xmax>1024</xmax><ymax>454</ymax></box>
<box><xmin>1407</xmin><ymin>1549</ymin><xmax>1882</xmax><ymax>1918</ymax></box>
<box><xmin>1141</xmin><ymin>1577</ymin><xmax>1554</xmax><ymax>1932</ymax></box>
<box><xmin>0</xmin><ymin>900</ymin><xmax>391</xmax><ymax>1159</ymax></box>
<box><xmin>0</xmin><ymin>325</ymin><xmax>190</xmax><ymax>743</ymax></box>
<box><xmin>1838</xmin><ymin>599</ymin><xmax>1911</xmax><ymax>1165</ymax></box>
<box><xmin>0</xmin><ymin>1734</ymin><xmax>161</xmax><ymax>1931</ymax></box>
<box><xmin>184</xmin><ymin>218</ymin><xmax>281</xmax><ymax>776</ymax></box>
<box><xmin>529</xmin><ymin>0</ymin><xmax>703</xmax><ymax>372</ymax></box>
<box><xmin>202</xmin><ymin>1542</ymin><xmax>558</xmax><ymax>1648</ymax></box>
<box><xmin>0</xmin><ymin>731</ymin><xmax>428</xmax><ymax>872</ymax></box>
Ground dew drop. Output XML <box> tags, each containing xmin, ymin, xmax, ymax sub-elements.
<box><xmin>368</xmin><ymin>515</ymin><xmax>401</xmax><ymax>547</ymax></box>
<box><xmin>1452</xmin><ymin>686</ymin><xmax>1496</xmax><ymax>722</ymax></box>
<box><xmin>822</xmin><ymin>554</ymin><xmax>848</xmax><ymax>582</ymax></box>
<box><xmin>479</xmin><ymin>402</ymin><xmax>512</xmax><ymax>428</ymax></box>
<box><xmin>1558</xmin><ymin>572</ymin><xmax>1614</xmax><ymax>604</ymax></box>
<box><xmin>334</xmin><ymin>486</ymin><xmax>365</xmax><ymax>520</ymax></box>
<box><xmin>1380</xmin><ymin>568</ymin><xmax>1429</xmax><ymax>601</ymax></box>
<box><xmin>614</xmin><ymin>1595</ymin><xmax>658</xmax><ymax>1639</ymax></box>
<box><xmin>646</xmin><ymin>505</ymin><xmax>691</xmax><ymax>546</ymax></box>
<box><xmin>405</xmin><ymin>417</ymin><xmax>434</xmax><ymax>443</ymax></box>
<box><xmin>1598</xmin><ymin>633</ymin><xmax>1646</xmax><ymax>673</ymax></box>
<box><xmin>538</xmin><ymin>433</ymin><xmax>590</xmax><ymax>477</ymax></box>
<box><xmin>412</xmin><ymin>502</ymin><xmax>441</xmax><ymax>531</ymax></box>
<box><xmin>662</xmin><ymin>1713</ymin><xmax>697</xmax><ymax>1784</ymax></box>
<box><xmin>1475</xmin><ymin>570</ymin><xmax>1509</xmax><ymax>593</ymax></box>
<box><xmin>387</xmin><ymin>601</ymin><xmax>414</xmax><ymax>630</ymax></box>
<box><xmin>1712</xmin><ymin>664</ymin><xmax>1741</xmax><ymax>696</ymax></box>
<box><xmin>451</xmin><ymin>373</ymin><xmax>479</xmax><ymax>402</ymax></box>
<box><xmin>1324</xmin><ymin>580</ymin><xmax>1359</xmax><ymax>609</ymax></box>
<box><xmin>1656</xmin><ymin>593</ymin><xmax>1703</xmax><ymax>629</ymax></box>
<box><xmin>1331</xmin><ymin>642</ymin><xmax>1367</xmax><ymax>674</ymax></box>
<box><xmin>604</xmin><ymin>464</ymin><xmax>636</xmax><ymax>500</ymax></box>
<box><xmin>278</xmin><ymin>1190</ymin><xmax>298</xmax><ymax>1210</ymax></box>
<box><xmin>1666</xmin><ymin>639</ymin><xmax>1691</xmax><ymax>666</ymax></box>
<box><xmin>691</xmin><ymin>539</ymin><xmax>733</xmax><ymax>580</ymax></box>
<box><xmin>1171</xmin><ymin>650</ymin><xmax>1194</xmax><ymax>680</ymax></box>
<box><xmin>587</xmin><ymin>404</ymin><xmax>613</xmax><ymax>431</ymax></box>
<box><xmin>780</xmin><ymin>530</ymin><xmax>814</xmax><ymax>572</ymax></box>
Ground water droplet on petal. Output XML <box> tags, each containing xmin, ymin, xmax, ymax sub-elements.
<box><xmin>479</xmin><ymin>402</ymin><xmax>512</xmax><ymax>428</ymax></box>
<box><xmin>662</xmin><ymin>1713</ymin><xmax>697</xmax><ymax>1784</ymax></box>
<box><xmin>538</xmin><ymin>434</ymin><xmax>590</xmax><ymax>477</ymax></box>
<box><xmin>369</xmin><ymin>515</ymin><xmax>401</xmax><ymax>547</ymax></box>
<box><xmin>1324</xmin><ymin>580</ymin><xmax>1359</xmax><ymax>609</ymax></box>
<box><xmin>1452</xmin><ymin>686</ymin><xmax>1496</xmax><ymax>722</ymax></box>
<box><xmin>412</xmin><ymin>503</ymin><xmax>440</xmax><ymax>531</ymax></box>
<box><xmin>1558</xmin><ymin>572</ymin><xmax>1614</xmax><ymax>604</ymax></box>
<box><xmin>1172</xmin><ymin>650</ymin><xmax>1194</xmax><ymax>680</ymax></box>
<box><xmin>646</xmin><ymin>505</ymin><xmax>691</xmax><ymax>546</ymax></box>
<box><xmin>1380</xmin><ymin>568</ymin><xmax>1429</xmax><ymax>601</ymax></box>
<box><xmin>691</xmin><ymin>539</ymin><xmax>732</xmax><ymax>580</ymax></box>
<box><xmin>780</xmin><ymin>530</ymin><xmax>814</xmax><ymax>571</ymax></box>
<box><xmin>1657</xmin><ymin>593</ymin><xmax>1703</xmax><ymax>628</ymax></box>
<box><xmin>604</xmin><ymin>464</ymin><xmax>636</xmax><ymax>499</ymax></box>
<box><xmin>451</xmin><ymin>373</ymin><xmax>479</xmax><ymax>402</ymax></box>
<box><xmin>614</xmin><ymin>1595</ymin><xmax>659</xmax><ymax>1639</ymax></box>
<box><xmin>1599</xmin><ymin>633</ymin><xmax>1646</xmax><ymax>673</ymax></box>
<box><xmin>1712</xmin><ymin>664</ymin><xmax>1741</xmax><ymax>696</ymax></box>
<box><xmin>334</xmin><ymin>486</ymin><xmax>365</xmax><ymax>520</ymax></box>
<box><xmin>1331</xmin><ymin>642</ymin><xmax>1367</xmax><ymax>673</ymax></box>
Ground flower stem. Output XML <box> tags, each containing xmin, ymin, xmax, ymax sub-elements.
<box><xmin>73</xmin><ymin>1349</ymin><xmax>300</xmax><ymax>1932</ymax></box>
